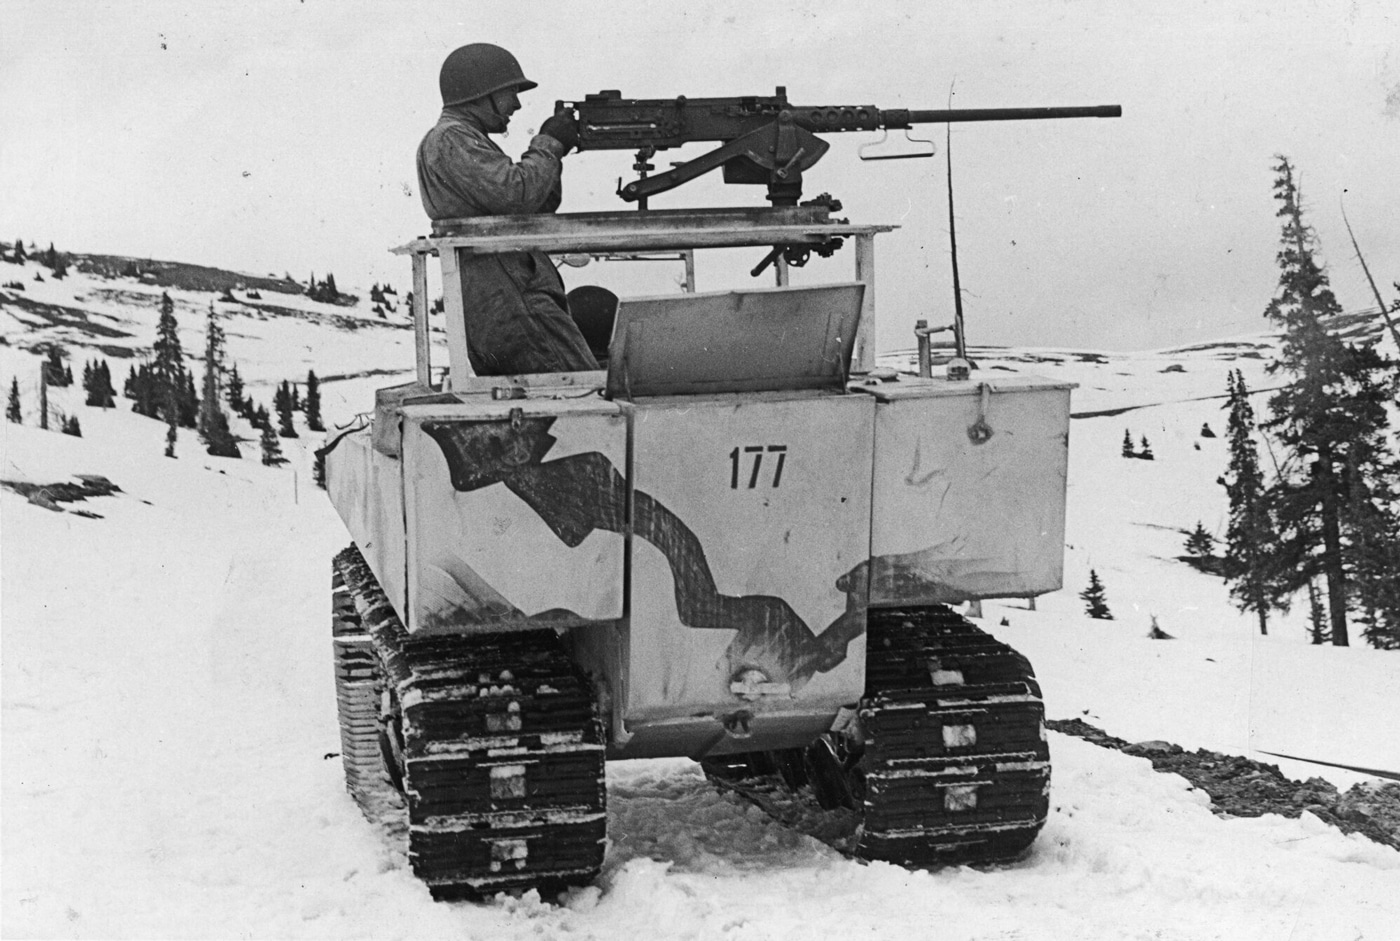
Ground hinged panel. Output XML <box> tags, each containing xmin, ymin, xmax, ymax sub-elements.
<box><xmin>402</xmin><ymin>400</ymin><xmax>627</xmax><ymax>633</ymax></box>
<box><xmin>624</xmin><ymin>393</ymin><xmax>873</xmax><ymax>730</ymax></box>
<box><xmin>865</xmin><ymin>378</ymin><xmax>1071</xmax><ymax>604</ymax></box>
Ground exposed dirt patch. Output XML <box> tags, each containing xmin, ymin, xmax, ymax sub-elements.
<box><xmin>0</xmin><ymin>291</ymin><xmax>138</xmax><ymax>341</ymax></box>
<box><xmin>238</xmin><ymin>299</ymin><xmax>406</xmax><ymax>332</ymax></box>
<box><xmin>1049</xmin><ymin>718</ymin><xmax>1400</xmax><ymax>851</ymax></box>
<box><xmin>0</xmin><ymin>474</ymin><xmax>123</xmax><ymax>518</ymax></box>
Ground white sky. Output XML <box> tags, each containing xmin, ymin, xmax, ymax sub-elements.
<box><xmin>2</xmin><ymin>0</ymin><xmax>1397</xmax><ymax>352</ymax></box>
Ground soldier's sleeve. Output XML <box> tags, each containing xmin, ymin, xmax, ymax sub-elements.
<box><xmin>445</xmin><ymin>129</ymin><xmax>565</xmax><ymax>215</ymax></box>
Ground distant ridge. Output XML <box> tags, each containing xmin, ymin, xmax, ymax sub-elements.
<box><xmin>72</xmin><ymin>252</ymin><xmax>307</xmax><ymax>298</ymax></box>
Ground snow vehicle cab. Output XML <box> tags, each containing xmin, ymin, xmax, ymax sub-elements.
<box><xmin>324</xmin><ymin>205</ymin><xmax>1071</xmax><ymax>898</ymax></box>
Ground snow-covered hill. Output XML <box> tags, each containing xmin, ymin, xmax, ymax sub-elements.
<box><xmin>3</xmin><ymin>258</ymin><xmax>1398</xmax><ymax>940</ymax></box>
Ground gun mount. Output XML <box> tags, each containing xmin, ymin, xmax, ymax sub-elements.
<box><xmin>558</xmin><ymin>87</ymin><xmax>1121</xmax><ymax>207</ymax></box>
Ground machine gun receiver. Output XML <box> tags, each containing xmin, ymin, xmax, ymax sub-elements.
<box><xmin>558</xmin><ymin>88</ymin><xmax>1121</xmax><ymax>206</ymax></box>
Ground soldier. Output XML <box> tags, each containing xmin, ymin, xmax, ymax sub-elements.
<box><xmin>416</xmin><ymin>43</ymin><xmax>597</xmax><ymax>376</ymax></box>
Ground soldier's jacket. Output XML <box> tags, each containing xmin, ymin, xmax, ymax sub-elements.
<box><xmin>416</xmin><ymin>106</ymin><xmax>598</xmax><ymax>376</ymax></box>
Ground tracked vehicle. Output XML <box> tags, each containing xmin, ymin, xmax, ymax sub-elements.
<box><xmin>325</xmin><ymin>89</ymin><xmax>1116</xmax><ymax>898</ymax></box>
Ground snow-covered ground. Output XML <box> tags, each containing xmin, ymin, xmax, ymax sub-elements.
<box><xmin>3</xmin><ymin>259</ymin><xmax>1398</xmax><ymax>939</ymax></box>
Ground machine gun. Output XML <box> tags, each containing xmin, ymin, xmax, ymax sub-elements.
<box><xmin>558</xmin><ymin>87</ymin><xmax>1121</xmax><ymax>207</ymax></box>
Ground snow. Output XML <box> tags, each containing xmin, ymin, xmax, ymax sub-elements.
<box><xmin>3</xmin><ymin>260</ymin><xmax>1399</xmax><ymax>939</ymax></box>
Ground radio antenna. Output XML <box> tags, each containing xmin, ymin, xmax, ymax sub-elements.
<box><xmin>946</xmin><ymin>85</ymin><xmax>968</xmax><ymax>360</ymax></box>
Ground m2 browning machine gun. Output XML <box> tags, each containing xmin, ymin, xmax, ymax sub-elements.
<box><xmin>557</xmin><ymin>87</ymin><xmax>1122</xmax><ymax>207</ymax></box>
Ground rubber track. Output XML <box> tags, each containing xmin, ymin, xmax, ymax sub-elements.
<box><xmin>331</xmin><ymin>546</ymin><xmax>606</xmax><ymax>899</ymax></box>
<box><xmin>704</xmin><ymin>605</ymin><xmax>1050</xmax><ymax>867</ymax></box>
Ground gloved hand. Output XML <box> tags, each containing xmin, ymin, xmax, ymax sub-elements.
<box><xmin>540</xmin><ymin>110</ymin><xmax>580</xmax><ymax>153</ymax></box>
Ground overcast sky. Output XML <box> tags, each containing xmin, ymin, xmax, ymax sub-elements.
<box><xmin>2</xmin><ymin>0</ymin><xmax>1397</xmax><ymax>352</ymax></box>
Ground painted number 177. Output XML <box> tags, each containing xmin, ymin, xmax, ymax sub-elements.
<box><xmin>729</xmin><ymin>445</ymin><xmax>788</xmax><ymax>489</ymax></box>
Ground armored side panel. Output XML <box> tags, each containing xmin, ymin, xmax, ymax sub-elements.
<box><xmin>610</xmin><ymin>391</ymin><xmax>874</xmax><ymax>758</ymax></box>
<box><xmin>860</xmin><ymin>376</ymin><xmax>1072</xmax><ymax>604</ymax></box>
<box><xmin>326</xmin><ymin>427</ymin><xmax>408</xmax><ymax>615</ymax></box>
<box><xmin>399</xmin><ymin>399</ymin><xmax>627</xmax><ymax>633</ymax></box>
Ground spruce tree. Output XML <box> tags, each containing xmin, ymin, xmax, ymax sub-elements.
<box><xmin>96</xmin><ymin>362</ymin><xmax>115</xmax><ymax>408</ymax></box>
<box><xmin>304</xmin><ymin>369</ymin><xmax>323</xmax><ymax>431</ymax></box>
<box><xmin>6</xmin><ymin>377</ymin><xmax>21</xmax><ymax>424</ymax></box>
<box><xmin>226</xmin><ymin>363</ymin><xmax>245</xmax><ymax>416</ymax></box>
<box><xmin>13</xmin><ymin>238</ymin><xmax>26</xmax><ymax>263</ymax></box>
<box><xmin>197</xmin><ymin>305</ymin><xmax>239</xmax><ymax>458</ymax></box>
<box><xmin>62</xmin><ymin>415</ymin><xmax>81</xmax><ymax>437</ymax></box>
<box><xmin>165</xmin><ymin>414</ymin><xmax>178</xmax><ymax>458</ymax></box>
<box><xmin>44</xmin><ymin>347</ymin><xmax>70</xmax><ymax>387</ymax></box>
<box><xmin>276</xmin><ymin>380</ymin><xmax>298</xmax><ymax>438</ymax></box>
<box><xmin>260</xmin><ymin>424</ymin><xmax>287</xmax><ymax>466</ymax></box>
<box><xmin>177</xmin><ymin>368</ymin><xmax>199</xmax><ymax>428</ymax></box>
<box><xmin>152</xmin><ymin>292</ymin><xmax>185</xmax><ymax>425</ymax></box>
<box><xmin>1121</xmin><ymin>429</ymin><xmax>1135</xmax><ymax>458</ymax></box>
<box><xmin>1221</xmin><ymin>369</ymin><xmax>1285</xmax><ymax>635</ymax></box>
<box><xmin>1185</xmin><ymin>522</ymin><xmax>1216</xmax><ymax>558</ymax></box>
<box><xmin>1138</xmin><ymin>435</ymin><xmax>1154</xmax><ymax>460</ymax></box>
<box><xmin>1258</xmin><ymin>156</ymin><xmax>1400</xmax><ymax>647</ymax></box>
<box><xmin>1306</xmin><ymin>581</ymin><xmax>1328</xmax><ymax>645</ymax></box>
<box><xmin>1080</xmin><ymin>569</ymin><xmax>1113</xmax><ymax>620</ymax></box>
<box><xmin>313</xmin><ymin>448</ymin><xmax>327</xmax><ymax>489</ymax></box>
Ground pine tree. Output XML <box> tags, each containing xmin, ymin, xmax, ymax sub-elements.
<box><xmin>177</xmin><ymin>368</ymin><xmax>199</xmax><ymax>428</ymax></box>
<box><xmin>1138</xmin><ymin>435</ymin><xmax>1154</xmax><ymax>461</ymax></box>
<box><xmin>304</xmin><ymin>369</ymin><xmax>323</xmax><ymax>432</ymax></box>
<box><xmin>1121</xmin><ymin>429</ymin><xmax>1135</xmax><ymax>458</ymax></box>
<box><xmin>1185</xmin><ymin>522</ymin><xmax>1216</xmax><ymax>558</ymax></box>
<box><xmin>1080</xmin><ymin>569</ymin><xmax>1113</xmax><ymax>620</ymax></box>
<box><xmin>44</xmin><ymin>347</ymin><xmax>70</xmax><ymax>387</ymax></box>
<box><xmin>205</xmin><ymin>409</ymin><xmax>241</xmax><ymax>458</ymax></box>
<box><xmin>252</xmin><ymin>403</ymin><xmax>271</xmax><ymax>431</ymax></box>
<box><xmin>152</xmin><ymin>292</ymin><xmax>185</xmax><ymax>426</ymax></box>
<box><xmin>197</xmin><ymin>305</ymin><xmax>239</xmax><ymax>458</ymax></box>
<box><xmin>226</xmin><ymin>363</ymin><xmax>245</xmax><ymax>416</ymax></box>
<box><xmin>1258</xmin><ymin>156</ymin><xmax>1400</xmax><ymax>647</ymax></box>
<box><xmin>13</xmin><ymin>237</ymin><xmax>26</xmax><ymax>263</ymax></box>
<box><xmin>1221</xmin><ymin>369</ymin><xmax>1286</xmax><ymax>635</ymax></box>
<box><xmin>131</xmin><ymin>362</ymin><xmax>159</xmax><ymax>419</ymax></box>
<box><xmin>1306</xmin><ymin>581</ymin><xmax>1328</xmax><ymax>645</ymax></box>
<box><xmin>276</xmin><ymin>379</ymin><xmax>298</xmax><ymax>438</ymax></box>
<box><xmin>83</xmin><ymin>358</ymin><xmax>116</xmax><ymax>407</ymax></box>
<box><xmin>6</xmin><ymin>377</ymin><xmax>21</xmax><ymax>423</ymax></box>
<box><xmin>260</xmin><ymin>424</ymin><xmax>287</xmax><ymax>466</ymax></box>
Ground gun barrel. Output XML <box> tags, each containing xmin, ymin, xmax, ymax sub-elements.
<box><xmin>892</xmin><ymin>105</ymin><xmax>1122</xmax><ymax>126</ymax></box>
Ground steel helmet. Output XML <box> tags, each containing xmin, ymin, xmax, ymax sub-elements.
<box><xmin>439</xmin><ymin>43</ymin><xmax>538</xmax><ymax>106</ymax></box>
